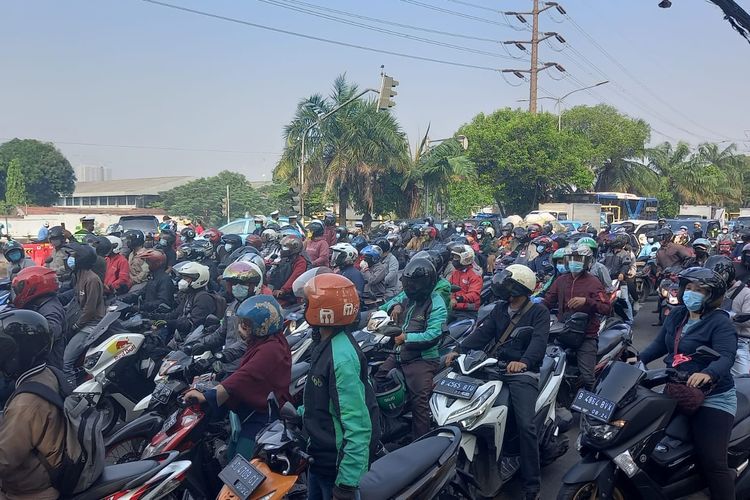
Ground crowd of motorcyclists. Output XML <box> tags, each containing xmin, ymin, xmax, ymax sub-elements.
<box><xmin>1</xmin><ymin>210</ymin><xmax>750</xmax><ymax>500</ymax></box>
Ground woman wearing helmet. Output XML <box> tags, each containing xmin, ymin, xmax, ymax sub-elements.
<box><xmin>375</xmin><ymin>257</ymin><xmax>447</xmax><ymax>440</ymax></box>
<box><xmin>359</xmin><ymin>245</ymin><xmax>386</xmax><ymax>304</ymax></box>
<box><xmin>448</xmin><ymin>244</ymin><xmax>482</xmax><ymax>319</ymax></box>
<box><xmin>268</xmin><ymin>236</ymin><xmax>308</xmax><ymax>306</ymax></box>
<box><xmin>322</xmin><ymin>213</ymin><xmax>338</xmax><ymax>246</ymax></box>
<box><xmin>184</xmin><ymin>294</ymin><xmax>291</xmax><ymax>460</ymax></box>
<box><xmin>62</xmin><ymin>243</ymin><xmax>106</xmax><ymax>379</ymax></box>
<box><xmin>124</xmin><ymin>229</ymin><xmax>150</xmax><ymax>286</ymax></box>
<box><xmin>543</xmin><ymin>243</ymin><xmax>612</xmax><ymax>391</ymax></box>
<box><xmin>4</xmin><ymin>240</ymin><xmax>35</xmax><ymax>279</ymax></box>
<box><xmin>447</xmin><ymin>263</ymin><xmax>549</xmax><ymax>498</ymax></box>
<box><xmin>330</xmin><ymin>242</ymin><xmax>365</xmax><ymax>298</ymax></box>
<box><xmin>12</xmin><ymin>267</ymin><xmax>65</xmax><ymax>368</ymax></box>
<box><xmin>374</xmin><ymin>238</ymin><xmax>400</xmax><ymax>300</ymax></box>
<box><xmin>298</xmin><ymin>274</ymin><xmax>378</xmax><ymax>500</ymax></box>
<box><xmin>304</xmin><ymin>221</ymin><xmax>330</xmax><ymax>268</ymax></box>
<box><xmin>103</xmin><ymin>235</ymin><xmax>131</xmax><ymax>296</ymax></box>
<box><xmin>640</xmin><ymin>267</ymin><xmax>737</xmax><ymax>499</ymax></box>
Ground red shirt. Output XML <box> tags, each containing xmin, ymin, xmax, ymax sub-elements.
<box><xmin>323</xmin><ymin>226</ymin><xmax>337</xmax><ymax>247</ymax></box>
<box><xmin>305</xmin><ymin>237</ymin><xmax>330</xmax><ymax>268</ymax></box>
<box><xmin>449</xmin><ymin>266</ymin><xmax>483</xmax><ymax>311</ymax></box>
<box><xmin>104</xmin><ymin>254</ymin><xmax>131</xmax><ymax>292</ymax></box>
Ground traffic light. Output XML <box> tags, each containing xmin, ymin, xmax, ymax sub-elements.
<box><xmin>377</xmin><ymin>74</ymin><xmax>399</xmax><ymax>111</ymax></box>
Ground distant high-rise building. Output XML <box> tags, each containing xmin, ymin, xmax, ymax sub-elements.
<box><xmin>75</xmin><ymin>165</ymin><xmax>112</xmax><ymax>182</ymax></box>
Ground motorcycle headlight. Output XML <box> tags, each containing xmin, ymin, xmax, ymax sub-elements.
<box><xmin>83</xmin><ymin>352</ymin><xmax>102</xmax><ymax>371</ymax></box>
<box><xmin>582</xmin><ymin>417</ymin><xmax>627</xmax><ymax>446</ymax></box>
<box><xmin>447</xmin><ymin>386</ymin><xmax>496</xmax><ymax>424</ymax></box>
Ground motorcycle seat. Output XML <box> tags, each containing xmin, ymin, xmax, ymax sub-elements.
<box><xmin>70</xmin><ymin>459</ymin><xmax>158</xmax><ymax>500</ymax></box>
<box><xmin>447</xmin><ymin>319</ymin><xmax>474</xmax><ymax>342</ymax></box>
<box><xmin>665</xmin><ymin>413</ymin><xmax>691</xmax><ymax>442</ymax></box>
<box><xmin>538</xmin><ymin>355</ymin><xmax>555</xmax><ymax>391</ymax></box>
<box><xmin>597</xmin><ymin>329</ymin><xmax>623</xmax><ymax>357</ymax></box>
<box><xmin>360</xmin><ymin>436</ymin><xmax>452</xmax><ymax>499</ymax></box>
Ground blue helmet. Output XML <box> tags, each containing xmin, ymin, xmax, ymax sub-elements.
<box><xmin>361</xmin><ymin>245</ymin><xmax>382</xmax><ymax>264</ymax></box>
<box><xmin>351</xmin><ymin>235</ymin><xmax>368</xmax><ymax>252</ymax></box>
<box><xmin>236</xmin><ymin>295</ymin><xmax>284</xmax><ymax>338</ymax></box>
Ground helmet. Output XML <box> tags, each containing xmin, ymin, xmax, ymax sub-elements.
<box><xmin>245</xmin><ymin>234</ymin><xmax>263</xmax><ymax>250</ymax></box>
<box><xmin>512</xmin><ymin>227</ymin><xmax>529</xmax><ymax>242</ymax></box>
<box><xmin>253</xmin><ymin>215</ymin><xmax>267</xmax><ymax>225</ymax></box>
<box><xmin>375</xmin><ymin>368</ymin><xmax>407</xmax><ymax>417</ymax></box>
<box><xmin>566</xmin><ymin>243</ymin><xmax>593</xmax><ymax>269</ymax></box>
<box><xmin>678</xmin><ymin>267</ymin><xmax>726</xmax><ymax>312</ymax></box>
<box><xmin>236</xmin><ymin>295</ymin><xmax>284</xmax><ymax>338</ymax></box>
<box><xmin>0</xmin><ymin>310</ymin><xmax>51</xmax><ymax>378</ymax></box>
<box><xmin>576</xmin><ymin>236</ymin><xmax>598</xmax><ymax>254</ymax></box>
<box><xmin>203</xmin><ymin>228</ymin><xmax>222</xmax><ymax>245</ymax></box>
<box><xmin>361</xmin><ymin>245</ymin><xmax>382</xmax><ymax>265</ymax></box>
<box><xmin>181</xmin><ymin>227</ymin><xmax>196</xmax><ymax>241</ymax></box>
<box><xmin>12</xmin><ymin>267</ymin><xmax>59</xmax><ymax>308</ymax></box>
<box><xmin>532</xmin><ymin>236</ymin><xmax>554</xmax><ymax>254</ymax></box>
<box><xmin>262</xmin><ymin>228</ymin><xmax>280</xmax><ymax>243</ymax></box>
<box><xmin>450</xmin><ymin>244</ymin><xmax>475</xmax><ymax>266</ymax></box>
<box><xmin>373</xmin><ymin>238</ymin><xmax>391</xmax><ymax>254</ymax></box>
<box><xmin>501</xmin><ymin>222</ymin><xmax>514</xmax><ymax>235</ymax></box>
<box><xmin>280</xmin><ymin>236</ymin><xmax>303</xmax><ymax>257</ymax></box>
<box><xmin>411</xmin><ymin>250</ymin><xmax>442</xmax><ymax>277</ymax></box>
<box><xmin>655</xmin><ymin>228</ymin><xmax>674</xmax><ymax>244</ymax></box>
<box><xmin>551</xmin><ymin>247</ymin><xmax>567</xmax><ymax>263</ymax></box>
<box><xmin>323</xmin><ymin>213</ymin><xmax>336</xmax><ymax>227</ymax></box>
<box><xmin>303</xmin><ymin>274</ymin><xmax>360</xmax><ymax>326</ymax></box>
<box><xmin>293</xmin><ymin>267</ymin><xmax>333</xmax><ymax>299</ymax></box>
<box><xmin>222</xmin><ymin>233</ymin><xmax>243</xmax><ymax>250</ymax></box>
<box><xmin>491</xmin><ymin>264</ymin><xmax>536</xmax><ymax>300</ymax></box>
<box><xmin>330</xmin><ymin>243</ymin><xmax>358</xmax><ymax>268</ymax></box>
<box><xmin>337</xmin><ymin>227</ymin><xmax>349</xmax><ymax>240</ymax></box>
<box><xmin>743</xmin><ymin>243</ymin><xmax>750</xmax><ymax>267</ymax></box>
<box><xmin>4</xmin><ymin>241</ymin><xmax>25</xmax><ymax>264</ymax></box>
<box><xmin>430</xmin><ymin>245</ymin><xmax>451</xmax><ymax>274</ymax></box>
<box><xmin>527</xmin><ymin>223</ymin><xmax>542</xmax><ymax>239</ymax></box>
<box><xmin>542</xmin><ymin>222</ymin><xmax>554</xmax><ymax>235</ymax></box>
<box><xmin>692</xmin><ymin>238</ymin><xmax>711</xmax><ymax>254</ymax></box>
<box><xmin>177</xmin><ymin>261</ymin><xmax>210</xmax><ymax>289</ymax></box>
<box><xmin>485</xmin><ymin>226</ymin><xmax>496</xmax><ymax>238</ymax></box>
<box><xmin>140</xmin><ymin>248</ymin><xmax>167</xmax><ymax>272</ymax></box>
<box><xmin>705</xmin><ymin>255</ymin><xmax>735</xmax><ymax>286</ymax></box>
<box><xmin>223</xmin><ymin>261</ymin><xmax>263</xmax><ymax>295</ymax></box>
<box><xmin>610</xmin><ymin>234</ymin><xmax>630</xmax><ymax>249</ymax></box>
<box><xmin>424</xmin><ymin>216</ymin><xmax>435</xmax><ymax>227</ymax></box>
<box><xmin>401</xmin><ymin>258</ymin><xmax>437</xmax><ymax>302</ymax></box>
<box><xmin>95</xmin><ymin>236</ymin><xmax>112</xmax><ymax>257</ymax></box>
<box><xmin>82</xmin><ymin>233</ymin><xmax>98</xmax><ymax>247</ymax></box>
<box><xmin>351</xmin><ymin>235</ymin><xmax>368</xmax><ymax>252</ymax></box>
<box><xmin>107</xmin><ymin>236</ymin><xmax>123</xmax><ymax>254</ymax></box>
<box><xmin>48</xmin><ymin>226</ymin><xmax>65</xmax><ymax>241</ymax></box>
<box><xmin>280</xmin><ymin>225</ymin><xmax>303</xmax><ymax>239</ymax></box>
<box><xmin>158</xmin><ymin>222</ymin><xmax>172</xmax><ymax>232</ymax></box>
<box><xmin>66</xmin><ymin>243</ymin><xmax>97</xmax><ymax>270</ymax></box>
<box><xmin>307</xmin><ymin>221</ymin><xmax>324</xmax><ymax>238</ymax></box>
<box><xmin>124</xmin><ymin>229</ymin><xmax>145</xmax><ymax>249</ymax></box>
<box><xmin>235</xmin><ymin>250</ymin><xmax>267</xmax><ymax>278</ymax></box>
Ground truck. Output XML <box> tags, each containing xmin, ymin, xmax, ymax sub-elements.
<box><xmin>533</xmin><ymin>203</ymin><xmax>602</xmax><ymax>230</ymax></box>
<box><xmin>678</xmin><ymin>205</ymin><xmax>727</xmax><ymax>221</ymax></box>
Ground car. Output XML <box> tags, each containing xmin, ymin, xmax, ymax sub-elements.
<box><xmin>218</xmin><ymin>218</ymin><xmax>257</xmax><ymax>241</ymax></box>
<box><xmin>610</xmin><ymin>219</ymin><xmax>659</xmax><ymax>237</ymax></box>
<box><xmin>105</xmin><ymin>215</ymin><xmax>160</xmax><ymax>236</ymax></box>
<box><xmin>666</xmin><ymin>218</ymin><xmax>722</xmax><ymax>237</ymax></box>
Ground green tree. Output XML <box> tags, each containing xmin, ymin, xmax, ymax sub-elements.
<box><xmin>274</xmin><ymin>75</ymin><xmax>409</xmax><ymax>223</ymax></box>
<box><xmin>5</xmin><ymin>158</ymin><xmax>27</xmax><ymax>206</ymax></box>
<box><xmin>0</xmin><ymin>139</ymin><xmax>75</xmax><ymax>205</ymax></box>
<box><xmin>458</xmin><ymin>108</ymin><xmax>594</xmax><ymax>215</ymax></box>
<box><xmin>445</xmin><ymin>174</ymin><xmax>495</xmax><ymax>219</ymax></box>
<box><xmin>697</xmin><ymin>142</ymin><xmax>747</xmax><ymax>207</ymax></box>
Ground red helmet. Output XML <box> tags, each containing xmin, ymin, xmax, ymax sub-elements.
<box><xmin>140</xmin><ymin>249</ymin><xmax>167</xmax><ymax>272</ymax></box>
<box><xmin>245</xmin><ymin>234</ymin><xmax>263</xmax><ymax>250</ymax></box>
<box><xmin>203</xmin><ymin>228</ymin><xmax>222</xmax><ymax>245</ymax></box>
<box><xmin>12</xmin><ymin>266</ymin><xmax>59</xmax><ymax>308</ymax></box>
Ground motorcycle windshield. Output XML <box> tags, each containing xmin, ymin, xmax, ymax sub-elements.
<box><xmin>596</xmin><ymin>361</ymin><xmax>644</xmax><ymax>403</ymax></box>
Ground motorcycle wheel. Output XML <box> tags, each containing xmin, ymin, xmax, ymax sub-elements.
<box><xmin>638</xmin><ymin>280</ymin><xmax>652</xmax><ymax>304</ymax></box>
<box><xmin>105</xmin><ymin>436</ymin><xmax>149</xmax><ymax>465</ymax></box>
<box><xmin>557</xmin><ymin>482</ymin><xmax>628</xmax><ymax>500</ymax></box>
<box><xmin>98</xmin><ymin>396</ymin><xmax>120</xmax><ymax>436</ymax></box>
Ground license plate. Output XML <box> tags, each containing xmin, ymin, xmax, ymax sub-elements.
<box><xmin>571</xmin><ymin>389</ymin><xmax>617</xmax><ymax>423</ymax></box>
<box><xmin>162</xmin><ymin>411</ymin><xmax>178</xmax><ymax>433</ymax></box>
<box><xmin>433</xmin><ymin>377</ymin><xmax>480</xmax><ymax>399</ymax></box>
<box><xmin>218</xmin><ymin>454</ymin><xmax>266</xmax><ymax>500</ymax></box>
<box><xmin>153</xmin><ymin>382</ymin><xmax>173</xmax><ymax>405</ymax></box>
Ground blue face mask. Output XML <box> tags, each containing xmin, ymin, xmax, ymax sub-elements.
<box><xmin>568</xmin><ymin>261</ymin><xmax>584</xmax><ymax>274</ymax></box>
<box><xmin>682</xmin><ymin>290</ymin><xmax>705</xmax><ymax>312</ymax></box>
<box><xmin>556</xmin><ymin>263</ymin><xmax>568</xmax><ymax>274</ymax></box>
<box><xmin>232</xmin><ymin>284</ymin><xmax>250</xmax><ymax>301</ymax></box>
<box><xmin>537</xmin><ymin>245</ymin><xmax>547</xmax><ymax>254</ymax></box>
<box><xmin>67</xmin><ymin>256</ymin><xmax>76</xmax><ymax>270</ymax></box>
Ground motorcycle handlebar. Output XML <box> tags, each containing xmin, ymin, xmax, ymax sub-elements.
<box><xmin>293</xmin><ymin>447</ymin><xmax>314</xmax><ymax>464</ymax></box>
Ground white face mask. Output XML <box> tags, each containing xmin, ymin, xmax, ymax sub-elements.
<box><xmin>225</xmin><ymin>243</ymin><xmax>233</xmax><ymax>253</ymax></box>
<box><xmin>178</xmin><ymin>279</ymin><xmax>189</xmax><ymax>291</ymax></box>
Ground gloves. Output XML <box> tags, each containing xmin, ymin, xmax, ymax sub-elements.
<box><xmin>332</xmin><ymin>485</ymin><xmax>358</xmax><ymax>500</ymax></box>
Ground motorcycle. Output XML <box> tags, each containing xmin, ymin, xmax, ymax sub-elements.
<box><xmin>558</xmin><ymin>349</ymin><xmax>750</xmax><ymax>499</ymax></box>
<box><xmin>657</xmin><ymin>266</ymin><xmax>682</xmax><ymax>325</ymax></box>
<box><xmin>635</xmin><ymin>256</ymin><xmax>658</xmax><ymax>303</ymax></box>
<box><xmin>430</xmin><ymin>341</ymin><xmax>569</xmax><ymax>498</ymax></box>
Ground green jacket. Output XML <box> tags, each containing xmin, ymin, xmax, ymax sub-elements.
<box><xmin>380</xmin><ymin>291</ymin><xmax>448</xmax><ymax>361</ymax></box>
<box><xmin>386</xmin><ymin>278</ymin><xmax>452</xmax><ymax>314</ymax></box>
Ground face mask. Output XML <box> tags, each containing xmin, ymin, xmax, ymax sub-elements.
<box><xmin>683</xmin><ymin>290</ymin><xmax>705</xmax><ymax>312</ymax></box>
<box><xmin>232</xmin><ymin>284</ymin><xmax>250</xmax><ymax>300</ymax></box>
<box><xmin>568</xmin><ymin>261</ymin><xmax>584</xmax><ymax>274</ymax></box>
<box><xmin>647</xmin><ymin>238</ymin><xmax>654</xmax><ymax>244</ymax></box>
<box><xmin>178</xmin><ymin>279</ymin><xmax>189</xmax><ymax>291</ymax></box>
<box><xmin>224</xmin><ymin>243</ymin><xmax>233</xmax><ymax>253</ymax></box>
<box><xmin>537</xmin><ymin>245</ymin><xmax>546</xmax><ymax>254</ymax></box>
<box><xmin>556</xmin><ymin>263</ymin><xmax>568</xmax><ymax>274</ymax></box>
<box><xmin>67</xmin><ymin>256</ymin><xmax>76</xmax><ymax>270</ymax></box>
<box><xmin>723</xmin><ymin>230</ymin><xmax>729</xmax><ymax>234</ymax></box>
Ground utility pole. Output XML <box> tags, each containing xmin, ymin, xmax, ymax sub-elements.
<box><xmin>502</xmin><ymin>2</ymin><xmax>568</xmax><ymax>114</ymax></box>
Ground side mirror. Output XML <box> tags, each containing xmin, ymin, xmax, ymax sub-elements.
<box><xmin>695</xmin><ymin>345</ymin><xmax>721</xmax><ymax>361</ymax></box>
<box><xmin>280</xmin><ymin>401</ymin><xmax>299</xmax><ymax>423</ymax></box>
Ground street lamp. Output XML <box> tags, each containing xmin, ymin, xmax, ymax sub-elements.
<box><xmin>518</xmin><ymin>80</ymin><xmax>609</xmax><ymax>131</ymax></box>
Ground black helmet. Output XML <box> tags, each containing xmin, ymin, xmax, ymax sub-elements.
<box><xmin>502</xmin><ymin>222</ymin><xmax>514</xmax><ymax>235</ymax></box>
<box><xmin>401</xmin><ymin>258</ymin><xmax>437</xmax><ymax>302</ymax></box>
<box><xmin>4</xmin><ymin>240</ymin><xmax>25</xmax><ymax>264</ymax></box>
<box><xmin>307</xmin><ymin>221</ymin><xmax>324</xmax><ymax>238</ymax></box>
<box><xmin>429</xmin><ymin>244</ymin><xmax>451</xmax><ymax>274</ymax></box>
<box><xmin>424</xmin><ymin>216</ymin><xmax>434</xmax><ymax>227</ymax></box>
<box><xmin>512</xmin><ymin>227</ymin><xmax>529</xmax><ymax>242</ymax></box>
<box><xmin>610</xmin><ymin>234</ymin><xmax>630</xmax><ymax>249</ymax></box>
<box><xmin>373</xmin><ymin>238</ymin><xmax>391</xmax><ymax>254</ymax></box>
<box><xmin>48</xmin><ymin>226</ymin><xmax>65</xmax><ymax>242</ymax></box>
<box><xmin>221</xmin><ymin>233</ymin><xmax>243</xmax><ymax>252</ymax></box>
<box><xmin>324</xmin><ymin>213</ymin><xmax>336</xmax><ymax>227</ymax></box>
<box><xmin>124</xmin><ymin>229</ymin><xmax>145</xmax><ymax>249</ymax></box>
<box><xmin>95</xmin><ymin>235</ymin><xmax>113</xmax><ymax>257</ymax></box>
<box><xmin>678</xmin><ymin>267</ymin><xmax>726</xmax><ymax>312</ymax></box>
<box><xmin>542</xmin><ymin>222</ymin><xmax>554</xmax><ymax>235</ymax></box>
<box><xmin>0</xmin><ymin>310</ymin><xmax>51</xmax><ymax>379</ymax></box>
<box><xmin>351</xmin><ymin>235</ymin><xmax>368</xmax><ymax>252</ymax></box>
<box><xmin>704</xmin><ymin>255</ymin><xmax>735</xmax><ymax>287</ymax></box>
<box><xmin>412</xmin><ymin>250</ymin><xmax>443</xmax><ymax>277</ymax></box>
<box><xmin>181</xmin><ymin>227</ymin><xmax>196</xmax><ymax>241</ymax></box>
<box><xmin>66</xmin><ymin>242</ymin><xmax>97</xmax><ymax>270</ymax></box>
<box><xmin>655</xmin><ymin>228</ymin><xmax>673</xmax><ymax>244</ymax></box>
<box><xmin>336</xmin><ymin>227</ymin><xmax>348</xmax><ymax>239</ymax></box>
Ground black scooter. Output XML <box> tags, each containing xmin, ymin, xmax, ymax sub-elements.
<box><xmin>558</xmin><ymin>347</ymin><xmax>750</xmax><ymax>500</ymax></box>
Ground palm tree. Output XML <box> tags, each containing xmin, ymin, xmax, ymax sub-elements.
<box><xmin>274</xmin><ymin>75</ymin><xmax>408</xmax><ymax>223</ymax></box>
<box><xmin>698</xmin><ymin>142</ymin><xmax>745</xmax><ymax>206</ymax></box>
<box><xmin>595</xmin><ymin>158</ymin><xmax>659</xmax><ymax>195</ymax></box>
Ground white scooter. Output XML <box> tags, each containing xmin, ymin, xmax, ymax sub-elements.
<box><xmin>430</xmin><ymin>336</ymin><xmax>568</xmax><ymax>498</ymax></box>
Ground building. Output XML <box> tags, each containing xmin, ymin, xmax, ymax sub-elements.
<box><xmin>75</xmin><ymin>165</ymin><xmax>112</xmax><ymax>182</ymax></box>
<box><xmin>56</xmin><ymin>176</ymin><xmax>195</xmax><ymax>209</ymax></box>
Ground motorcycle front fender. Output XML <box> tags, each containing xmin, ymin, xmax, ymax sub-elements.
<box><xmin>561</xmin><ymin>457</ymin><xmax>614</xmax><ymax>486</ymax></box>
<box><xmin>104</xmin><ymin>411</ymin><xmax>164</xmax><ymax>448</ymax></box>
<box><xmin>75</xmin><ymin>379</ymin><xmax>103</xmax><ymax>395</ymax></box>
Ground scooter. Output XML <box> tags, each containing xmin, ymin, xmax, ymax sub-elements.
<box><xmin>558</xmin><ymin>349</ymin><xmax>750</xmax><ymax>499</ymax></box>
<box><xmin>635</xmin><ymin>256</ymin><xmax>658</xmax><ymax>303</ymax></box>
<box><xmin>430</xmin><ymin>340</ymin><xmax>569</xmax><ymax>498</ymax></box>
<box><xmin>657</xmin><ymin>266</ymin><xmax>683</xmax><ymax>325</ymax></box>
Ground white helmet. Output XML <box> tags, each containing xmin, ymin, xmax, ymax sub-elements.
<box><xmin>177</xmin><ymin>261</ymin><xmax>210</xmax><ymax>289</ymax></box>
<box><xmin>330</xmin><ymin>242</ymin><xmax>358</xmax><ymax>268</ymax></box>
<box><xmin>107</xmin><ymin>236</ymin><xmax>123</xmax><ymax>254</ymax></box>
<box><xmin>451</xmin><ymin>244</ymin><xmax>475</xmax><ymax>266</ymax></box>
<box><xmin>503</xmin><ymin>264</ymin><xmax>537</xmax><ymax>293</ymax></box>
<box><xmin>261</xmin><ymin>228</ymin><xmax>280</xmax><ymax>242</ymax></box>
<box><xmin>485</xmin><ymin>226</ymin><xmax>496</xmax><ymax>238</ymax></box>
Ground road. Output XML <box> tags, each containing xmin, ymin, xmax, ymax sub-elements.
<box><xmin>498</xmin><ymin>300</ymin><xmax>708</xmax><ymax>500</ymax></box>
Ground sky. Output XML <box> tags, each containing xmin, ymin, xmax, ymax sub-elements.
<box><xmin>2</xmin><ymin>0</ymin><xmax>748</xmax><ymax>182</ymax></box>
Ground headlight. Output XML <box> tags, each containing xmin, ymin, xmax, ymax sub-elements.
<box><xmin>83</xmin><ymin>352</ymin><xmax>102</xmax><ymax>370</ymax></box>
<box><xmin>447</xmin><ymin>386</ymin><xmax>496</xmax><ymax>423</ymax></box>
<box><xmin>613</xmin><ymin>450</ymin><xmax>639</xmax><ymax>477</ymax></box>
<box><xmin>582</xmin><ymin>417</ymin><xmax>626</xmax><ymax>445</ymax></box>
<box><xmin>668</xmin><ymin>295</ymin><xmax>679</xmax><ymax>305</ymax></box>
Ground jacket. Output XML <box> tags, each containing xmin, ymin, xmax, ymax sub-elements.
<box><xmin>46</xmin><ymin>248</ymin><xmax>68</xmax><ymax>278</ymax></box>
<box><xmin>0</xmin><ymin>367</ymin><xmax>64</xmax><ymax>500</ymax></box>
<box><xmin>641</xmin><ymin>307</ymin><xmax>737</xmax><ymax>395</ymax></box>
<box><xmin>92</xmin><ymin>255</ymin><xmax>107</xmax><ymax>284</ymax></box>
<box><xmin>128</xmin><ymin>247</ymin><xmax>150</xmax><ymax>285</ymax></box>
<box><xmin>302</xmin><ymin>330</ymin><xmax>379</xmax><ymax>487</ymax></box>
<box><xmin>305</xmin><ymin>237</ymin><xmax>330</xmax><ymax>268</ymax></box>
<box><xmin>434</xmin><ymin>278</ymin><xmax>453</xmax><ymax>313</ymax></box>
<box><xmin>542</xmin><ymin>271</ymin><xmax>611</xmax><ymax>337</ymax></box>
<box><xmin>590</xmin><ymin>262</ymin><xmax>615</xmax><ymax>293</ymax></box>
<box><xmin>383</xmin><ymin>253</ymin><xmax>401</xmax><ymax>300</ymax></box>
<box><xmin>323</xmin><ymin>226</ymin><xmax>337</xmax><ymax>247</ymax></box>
<box><xmin>74</xmin><ymin>268</ymin><xmax>106</xmax><ymax>328</ymax></box>
<box><xmin>656</xmin><ymin>243</ymin><xmax>694</xmax><ymax>271</ymax></box>
<box><xmin>141</xmin><ymin>269</ymin><xmax>175</xmax><ymax>311</ymax></box>
<box><xmin>380</xmin><ymin>292</ymin><xmax>447</xmax><ymax>361</ymax></box>
<box><xmin>449</xmin><ymin>267</ymin><xmax>482</xmax><ymax>311</ymax></box>
<box><xmin>460</xmin><ymin>301</ymin><xmax>550</xmax><ymax>372</ymax></box>
<box><xmin>269</xmin><ymin>254</ymin><xmax>308</xmax><ymax>295</ymax></box>
<box><xmin>725</xmin><ymin>281</ymin><xmax>750</xmax><ymax>339</ymax></box>
<box><xmin>603</xmin><ymin>249</ymin><xmax>632</xmax><ymax>278</ymax></box>
<box><xmin>105</xmin><ymin>253</ymin><xmax>131</xmax><ymax>293</ymax></box>
<box><xmin>362</xmin><ymin>261</ymin><xmax>387</xmax><ymax>300</ymax></box>
<box><xmin>29</xmin><ymin>295</ymin><xmax>66</xmax><ymax>369</ymax></box>
<box><xmin>339</xmin><ymin>266</ymin><xmax>365</xmax><ymax>299</ymax></box>
<box><xmin>150</xmin><ymin>288</ymin><xmax>216</xmax><ymax>333</ymax></box>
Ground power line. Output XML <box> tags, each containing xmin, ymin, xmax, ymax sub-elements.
<box><xmin>257</xmin><ymin>0</ymin><xmax>515</xmax><ymax>60</ymax></box>
<box><xmin>400</xmin><ymin>0</ymin><xmax>512</xmax><ymax>27</ymax></box>
<box><xmin>444</xmin><ymin>0</ymin><xmax>500</xmax><ymax>13</ymax></box>
<box><xmin>0</xmin><ymin>137</ymin><xmax>282</xmax><ymax>155</ymax></box>
<box><xmin>139</xmin><ymin>0</ymin><xmax>501</xmax><ymax>72</ymax></box>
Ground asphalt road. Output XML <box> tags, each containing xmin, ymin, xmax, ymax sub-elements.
<box><xmin>498</xmin><ymin>299</ymin><xmax>708</xmax><ymax>500</ymax></box>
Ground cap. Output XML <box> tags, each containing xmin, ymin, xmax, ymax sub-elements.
<box><xmin>680</xmin><ymin>225</ymin><xmax>688</xmax><ymax>230</ymax></box>
<box><xmin>289</xmin><ymin>214</ymin><xmax>298</xmax><ymax>219</ymax></box>
<box><xmin>270</xmin><ymin>210</ymin><xmax>280</xmax><ymax>216</ymax></box>
<box><xmin>80</xmin><ymin>215</ymin><xmax>94</xmax><ymax>222</ymax></box>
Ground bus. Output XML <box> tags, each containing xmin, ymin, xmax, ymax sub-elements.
<box><xmin>561</xmin><ymin>192</ymin><xmax>659</xmax><ymax>223</ymax></box>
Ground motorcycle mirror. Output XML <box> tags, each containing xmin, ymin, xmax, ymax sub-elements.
<box><xmin>280</xmin><ymin>402</ymin><xmax>299</xmax><ymax>422</ymax></box>
<box><xmin>734</xmin><ymin>314</ymin><xmax>750</xmax><ymax>324</ymax></box>
<box><xmin>694</xmin><ymin>345</ymin><xmax>721</xmax><ymax>361</ymax></box>
<box><xmin>267</xmin><ymin>393</ymin><xmax>280</xmax><ymax>423</ymax></box>
<box><xmin>205</xmin><ymin>315</ymin><xmax>221</xmax><ymax>327</ymax></box>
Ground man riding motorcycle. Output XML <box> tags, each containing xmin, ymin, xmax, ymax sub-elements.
<box><xmin>268</xmin><ymin>235</ymin><xmax>309</xmax><ymax>306</ymax></box>
<box><xmin>655</xmin><ymin>227</ymin><xmax>694</xmax><ymax>271</ymax></box>
<box><xmin>448</xmin><ymin>244</ymin><xmax>482</xmax><ymax>320</ymax></box>
<box><xmin>104</xmin><ymin>235</ymin><xmax>131</xmax><ymax>295</ymax></box>
<box><xmin>330</xmin><ymin>242</ymin><xmax>365</xmax><ymax>299</ymax></box>
<box><xmin>46</xmin><ymin>226</ymin><xmax>69</xmax><ymax>279</ymax></box>
<box><xmin>124</xmin><ymin>248</ymin><xmax>175</xmax><ymax>313</ymax></box>
<box><xmin>125</xmin><ymin>229</ymin><xmax>150</xmax><ymax>286</ymax></box>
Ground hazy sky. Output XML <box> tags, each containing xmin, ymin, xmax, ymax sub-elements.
<box><xmin>2</xmin><ymin>0</ymin><xmax>748</xmax><ymax>181</ymax></box>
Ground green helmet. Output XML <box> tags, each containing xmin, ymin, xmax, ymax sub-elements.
<box><xmin>577</xmin><ymin>237</ymin><xmax>598</xmax><ymax>251</ymax></box>
<box><xmin>375</xmin><ymin>369</ymin><xmax>406</xmax><ymax>417</ymax></box>
<box><xmin>552</xmin><ymin>248</ymin><xmax>567</xmax><ymax>262</ymax></box>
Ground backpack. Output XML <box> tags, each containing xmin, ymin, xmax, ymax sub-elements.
<box><xmin>197</xmin><ymin>289</ymin><xmax>228</xmax><ymax>318</ymax></box>
<box><xmin>11</xmin><ymin>367</ymin><xmax>105</xmax><ymax>495</ymax></box>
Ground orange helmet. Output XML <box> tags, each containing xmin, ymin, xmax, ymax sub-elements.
<box><xmin>140</xmin><ymin>249</ymin><xmax>167</xmax><ymax>272</ymax></box>
<box><xmin>303</xmin><ymin>274</ymin><xmax>360</xmax><ymax>327</ymax></box>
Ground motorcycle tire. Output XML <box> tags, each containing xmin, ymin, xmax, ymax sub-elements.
<box><xmin>105</xmin><ymin>435</ymin><xmax>149</xmax><ymax>465</ymax></box>
<box><xmin>557</xmin><ymin>481</ymin><xmax>630</xmax><ymax>500</ymax></box>
<box><xmin>98</xmin><ymin>396</ymin><xmax>121</xmax><ymax>436</ymax></box>
<box><xmin>638</xmin><ymin>280</ymin><xmax>652</xmax><ymax>304</ymax></box>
